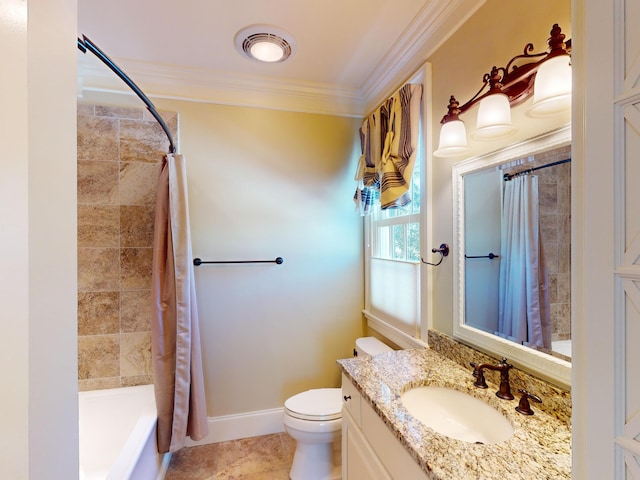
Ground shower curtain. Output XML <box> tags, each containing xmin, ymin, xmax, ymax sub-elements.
<box><xmin>497</xmin><ymin>174</ymin><xmax>551</xmax><ymax>349</ymax></box>
<box><xmin>151</xmin><ymin>153</ymin><xmax>209</xmax><ymax>453</ymax></box>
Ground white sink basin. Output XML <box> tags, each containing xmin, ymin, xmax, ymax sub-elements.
<box><xmin>400</xmin><ymin>386</ymin><xmax>514</xmax><ymax>444</ymax></box>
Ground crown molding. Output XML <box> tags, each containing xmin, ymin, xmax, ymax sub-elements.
<box><xmin>79</xmin><ymin>58</ymin><xmax>366</xmax><ymax>117</ymax></box>
<box><xmin>361</xmin><ymin>0</ymin><xmax>486</xmax><ymax>113</ymax></box>
<box><xmin>78</xmin><ymin>0</ymin><xmax>485</xmax><ymax>117</ymax></box>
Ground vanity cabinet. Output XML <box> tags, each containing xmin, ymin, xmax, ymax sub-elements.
<box><xmin>341</xmin><ymin>374</ymin><xmax>429</xmax><ymax>480</ymax></box>
<box><xmin>339</xmin><ymin>349</ymin><xmax>571</xmax><ymax>479</ymax></box>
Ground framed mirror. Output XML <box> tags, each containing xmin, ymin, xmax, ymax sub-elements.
<box><xmin>452</xmin><ymin>126</ymin><xmax>571</xmax><ymax>388</ymax></box>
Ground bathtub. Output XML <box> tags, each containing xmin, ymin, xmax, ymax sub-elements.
<box><xmin>79</xmin><ymin>384</ymin><xmax>171</xmax><ymax>480</ymax></box>
<box><xmin>552</xmin><ymin>339</ymin><xmax>572</xmax><ymax>358</ymax></box>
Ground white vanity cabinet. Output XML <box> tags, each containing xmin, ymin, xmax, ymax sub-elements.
<box><xmin>341</xmin><ymin>374</ymin><xmax>430</xmax><ymax>480</ymax></box>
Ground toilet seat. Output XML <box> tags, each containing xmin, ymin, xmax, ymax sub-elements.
<box><xmin>284</xmin><ymin>388</ymin><xmax>342</xmax><ymax>421</ymax></box>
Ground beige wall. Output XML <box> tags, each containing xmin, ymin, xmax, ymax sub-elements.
<box><xmin>80</xmin><ymin>91</ymin><xmax>364</xmax><ymax>416</ymax></box>
<box><xmin>427</xmin><ymin>0</ymin><xmax>571</xmax><ymax>335</ymax></box>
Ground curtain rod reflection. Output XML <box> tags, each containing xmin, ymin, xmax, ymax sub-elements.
<box><xmin>503</xmin><ymin>157</ymin><xmax>571</xmax><ymax>181</ymax></box>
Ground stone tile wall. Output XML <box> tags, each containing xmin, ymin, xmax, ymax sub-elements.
<box><xmin>504</xmin><ymin>144</ymin><xmax>572</xmax><ymax>342</ymax></box>
<box><xmin>77</xmin><ymin>103</ymin><xmax>178</xmax><ymax>391</ymax></box>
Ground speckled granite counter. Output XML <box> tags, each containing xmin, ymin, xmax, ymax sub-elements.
<box><xmin>337</xmin><ymin>348</ymin><xmax>571</xmax><ymax>479</ymax></box>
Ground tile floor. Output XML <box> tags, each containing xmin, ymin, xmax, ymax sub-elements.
<box><xmin>165</xmin><ymin>432</ymin><xmax>295</xmax><ymax>480</ymax></box>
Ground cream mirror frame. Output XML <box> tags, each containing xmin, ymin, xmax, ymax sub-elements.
<box><xmin>452</xmin><ymin>126</ymin><xmax>571</xmax><ymax>389</ymax></box>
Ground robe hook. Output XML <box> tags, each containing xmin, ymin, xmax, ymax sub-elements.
<box><xmin>421</xmin><ymin>243</ymin><xmax>449</xmax><ymax>266</ymax></box>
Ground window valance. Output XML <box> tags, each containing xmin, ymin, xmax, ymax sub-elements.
<box><xmin>354</xmin><ymin>83</ymin><xmax>423</xmax><ymax>215</ymax></box>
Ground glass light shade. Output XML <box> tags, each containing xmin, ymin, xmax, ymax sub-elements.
<box><xmin>250</xmin><ymin>41</ymin><xmax>285</xmax><ymax>62</ymax></box>
<box><xmin>527</xmin><ymin>54</ymin><xmax>572</xmax><ymax>117</ymax></box>
<box><xmin>235</xmin><ymin>26</ymin><xmax>295</xmax><ymax>63</ymax></box>
<box><xmin>433</xmin><ymin>120</ymin><xmax>471</xmax><ymax>157</ymax></box>
<box><xmin>472</xmin><ymin>93</ymin><xmax>516</xmax><ymax>140</ymax></box>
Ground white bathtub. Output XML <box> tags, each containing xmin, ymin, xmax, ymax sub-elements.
<box><xmin>79</xmin><ymin>384</ymin><xmax>171</xmax><ymax>480</ymax></box>
<box><xmin>552</xmin><ymin>339</ymin><xmax>572</xmax><ymax>358</ymax></box>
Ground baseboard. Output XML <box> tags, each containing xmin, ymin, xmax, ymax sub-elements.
<box><xmin>185</xmin><ymin>407</ymin><xmax>285</xmax><ymax>446</ymax></box>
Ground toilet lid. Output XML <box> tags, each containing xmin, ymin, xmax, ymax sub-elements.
<box><xmin>285</xmin><ymin>388</ymin><xmax>342</xmax><ymax>421</ymax></box>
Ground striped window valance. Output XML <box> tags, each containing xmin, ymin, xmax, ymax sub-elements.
<box><xmin>354</xmin><ymin>83</ymin><xmax>423</xmax><ymax>215</ymax></box>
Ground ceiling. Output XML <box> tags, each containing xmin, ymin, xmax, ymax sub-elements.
<box><xmin>77</xmin><ymin>0</ymin><xmax>484</xmax><ymax>116</ymax></box>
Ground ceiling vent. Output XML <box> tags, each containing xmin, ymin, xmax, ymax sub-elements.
<box><xmin>235</xmin><ymin>25</ymin><xmax>296</xmax><ymax>63</ymax></box>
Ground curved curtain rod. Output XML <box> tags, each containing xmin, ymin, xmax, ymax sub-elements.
<box><xmin>77</xmin><ymin>35</ymin><xmax>176</xmax><ymax>154</ymax></box>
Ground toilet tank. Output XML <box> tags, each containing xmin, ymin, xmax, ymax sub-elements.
<box><xmin>354</xmin><ymin>336</ymin><xmax>393</xmax><ymax>359</ymax></box>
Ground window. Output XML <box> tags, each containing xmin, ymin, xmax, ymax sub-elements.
<box><xmin>365</xmin><ymin>127</ymin><xmax>423</xmax><ymax>339</ymax></box>
<box><xmin>370</xmin><ymin>158</ymin><xmax>421</xmax><ymax>262</ymax></box>
<box><xmin>355</xmin><ymin>77</ymin><xmax>426</xmax><ymax>347</ymax></box>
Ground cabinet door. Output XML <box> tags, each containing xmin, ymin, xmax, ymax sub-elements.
<box><xmin>343</xmin><ymin>409</ymin><xmax>391</xmax><ymax>480</ymax></box>
<box><xmin>341</xmin><ymin>373</ymin><xmax>361</xmax><ymax>425</ymax></box>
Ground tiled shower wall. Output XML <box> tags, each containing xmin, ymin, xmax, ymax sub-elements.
<box><xmin>77</xmin><ymin>103</ymin><xmax>178</xmax><ymax>391</ymax></box>
<box><xmin>527</xmin><ymin>145</ymin><xmax>572</xmax><ymax>342</ymax></box>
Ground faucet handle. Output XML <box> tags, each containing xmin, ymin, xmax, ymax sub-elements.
<box><xmin>515</xmin><ymin>389</ymin><xmax>542</xmax><ymax>415</ymax></box>
<box><xmin>499</xmin><ymin>357</ymin><xmax>513</xmax><ymax>369</ymax></box>
<box><xmin>469</xmin><ymin>362</ymin><xmax>488</xmax><ymax>388</ymax></box>
<box><xmin>469</xmin><ymin>361</ymin><xmax>479</xmax><ymax>376</ymax></box>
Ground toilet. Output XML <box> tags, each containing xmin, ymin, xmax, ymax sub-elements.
<box><xmin>283</xmin><ymin>337</ymin><xmax>392</xmax><ymax>480</ymax></box>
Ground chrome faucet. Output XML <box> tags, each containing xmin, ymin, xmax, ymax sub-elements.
<box><xmin>469</xmin><ymin>357</ymin><xmax>514</xmax><ymax>400</ymax></box>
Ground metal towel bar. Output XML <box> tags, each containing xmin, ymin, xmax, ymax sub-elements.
<box><xmin>193</xmin><ymin>257</ymin><xmax>284</xmax><ymax>266</ymax></box>
<box><xmin>465</xmin><ymin>253</ymin><xmax>500</xmax><ymax>259</ymax></box>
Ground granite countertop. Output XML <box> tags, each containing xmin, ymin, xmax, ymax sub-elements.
<box><xmin>337</xmin><ymin>348</ymin><xmax>571</xmax><ymax>480</ymax></box>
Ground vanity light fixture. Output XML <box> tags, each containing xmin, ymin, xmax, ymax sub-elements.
<box><xmin>433</xmin><ymin>24</ymin><xmax>571</xmax><ymax>158</ymax></box>
<box><xmin>235</xmin><ymin>25</ymin><xmax>296</xmax><ymax>63</ymax></box>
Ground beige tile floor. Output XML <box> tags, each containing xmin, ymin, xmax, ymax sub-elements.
<box><xmin>165</xmin><ymin>432</ymin><xmax>295</xmax><ymax>480</ymax></box>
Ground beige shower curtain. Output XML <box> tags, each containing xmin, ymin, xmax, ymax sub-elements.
<box><xmin>152</xmin><ymin>153</ymin><xmax>209</xmax><ymax>453</ymax></box>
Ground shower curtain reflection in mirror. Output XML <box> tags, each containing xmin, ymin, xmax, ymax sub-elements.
<box><xmin>497</xmin><ymin>174</ymin><xmax>551</xmax><ymax>349</ymax></box>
